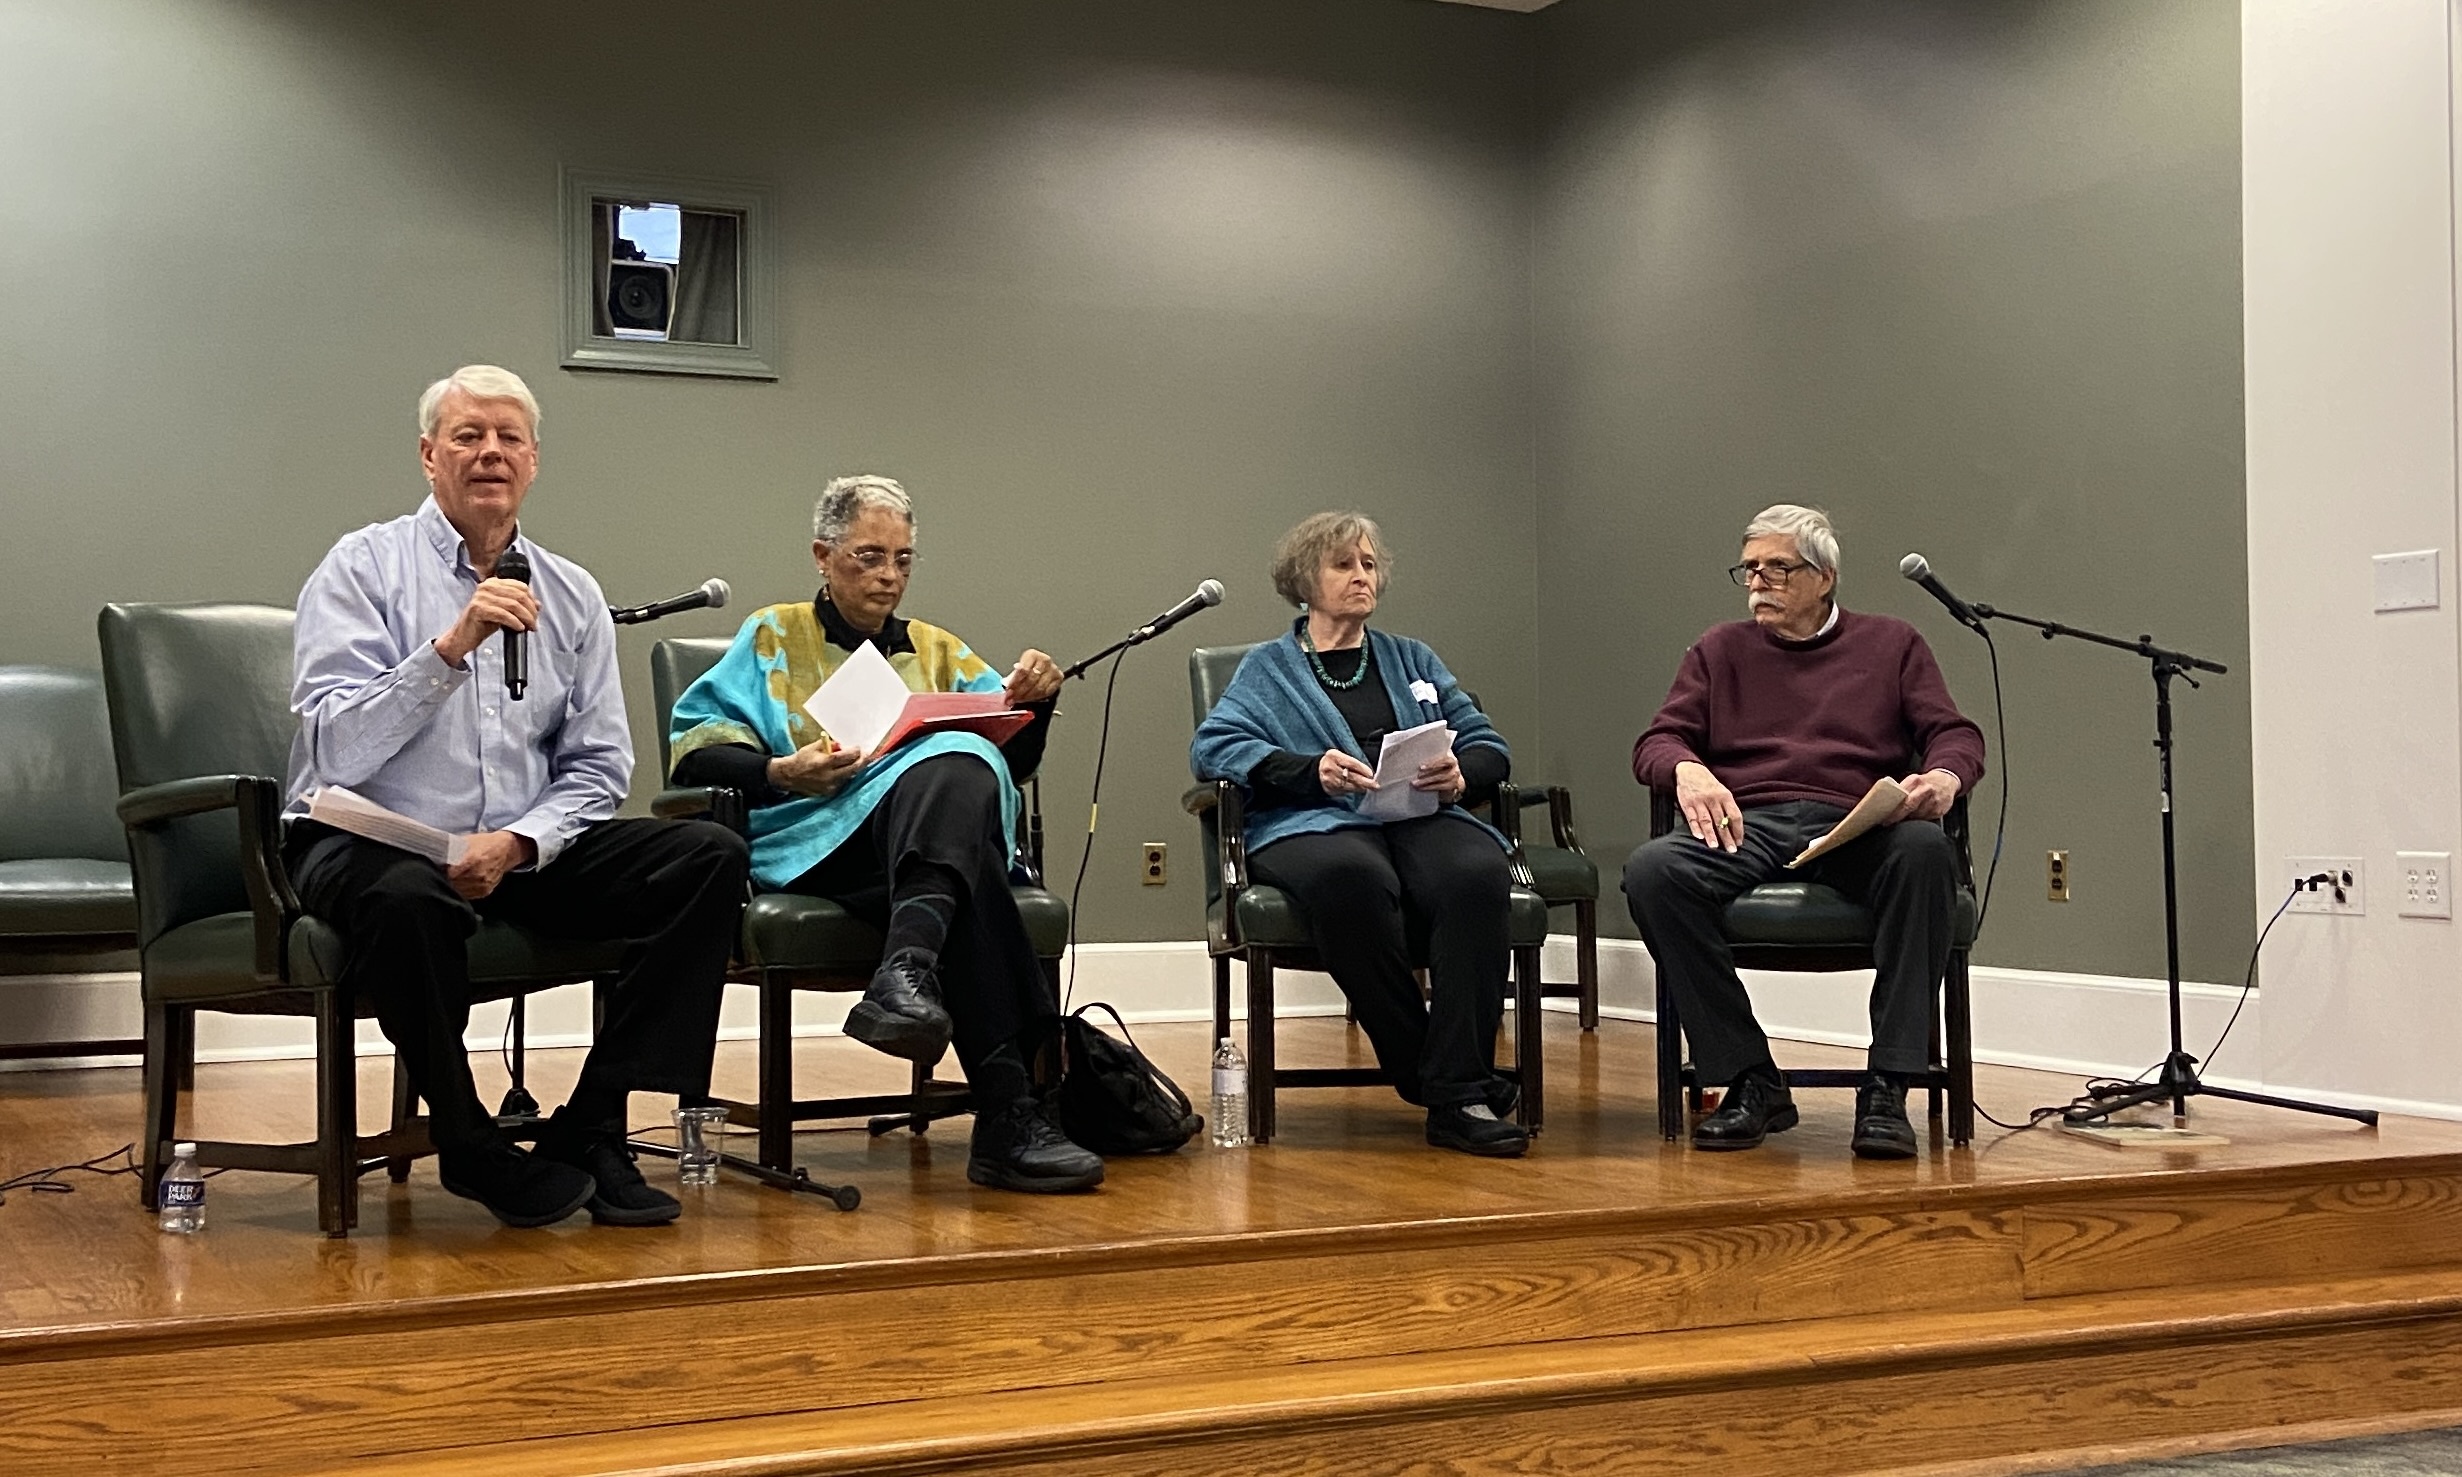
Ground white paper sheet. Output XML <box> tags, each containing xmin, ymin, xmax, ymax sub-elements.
<box><xmin>801</xmin><ymin>640</ymin><xmax>911</xmax><ymax>756</ymax></box>
<box><xmin>1358</xmin><ymin>719</ymin><xmax>1454</xmax><ymax>823</ymax></box>
<box><xmin>306</xmin><ymin>786</ymin><xmax>469</xmax><ymax>866</ymax></box>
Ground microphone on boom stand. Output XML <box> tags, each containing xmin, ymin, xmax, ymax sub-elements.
<box><xmin>1061</xmin><ymin>578</ymin><xmax>1225</xmax><ymax>680</ymax></box>
<box><xmin>611</xmin><ymin>578</ymin><xmax>732</xmax><ymax>625</ymax></box>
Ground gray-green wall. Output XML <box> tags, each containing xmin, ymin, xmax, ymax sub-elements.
<box><xmin>0</xmin><ymin>0</ymin><xmax>1537</xmax><ymax>944</ymax></box>
<box><xmin>4</xmin><ymin>0</ymin><xmax>2253</xmax><ymax>978</ymax></box>
<box><xmin>1530</xmin><ymin>0</ymin><xmax>2252</xmax><ymax>981</ymax></box>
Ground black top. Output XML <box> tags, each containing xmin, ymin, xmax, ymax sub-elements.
<box><xmin>1246</xmin><ymin>642</ymin><xmax>1506</xmax><ymax>810</ymax></box>
<box><xmin>670</xmin><ymin>590</ymin><xmax>1057</xmax><ymax>805</ymax></box>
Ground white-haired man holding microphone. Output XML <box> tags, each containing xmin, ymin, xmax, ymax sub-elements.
<box><xmin>282</xmin><ymin>365</ymin><xmax>748</xmax><ymax>1228</ymax></box>
<box><xmin>1623</xmin><ymin>505</ymin><xmax>1983</xmax><ymax>1160</ymax></box>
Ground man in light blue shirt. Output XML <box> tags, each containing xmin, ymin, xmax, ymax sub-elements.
<box><xmin>283</xmin><ymin>364</ymin><xmax>747</xmax><ymax>1229</ymax></box>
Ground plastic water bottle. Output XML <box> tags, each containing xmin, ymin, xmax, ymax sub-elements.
<box><xmin>158</xmin><ymin>1141</ymin><xmax>205</xmax><ymax>1234</ymax></box>
<box><xmin>1210</xmin><ymin>1037</ymin><xmax>1251</xmax><ymax>1149</ymax></box>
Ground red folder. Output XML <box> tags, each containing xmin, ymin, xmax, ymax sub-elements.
<box><xmin>873</xmin><ymin>691</ymin><xmax>1035</xmax><ymax>758</ymax></box>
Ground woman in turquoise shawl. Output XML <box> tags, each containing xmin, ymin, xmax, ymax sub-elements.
<box><xmin>668</xmin><ymin>475</ymin><xmax>1101</xmax><ymax>1193</ymax></box>
<box><xmin>1190</xmin><ymin>512</ymin><xmax>1526</xmax><ymax>1159</ymax></box>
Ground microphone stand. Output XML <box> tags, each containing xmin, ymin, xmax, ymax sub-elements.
<box><xmin>1061</xmin><ymin>619</ymin><xmax>1175</xmax><ymax>681</ymax></box>
<box><xmin>1965</xmin><ymin>600</ymin><xmax>2375</xmax><ymax>1129</ymax></box>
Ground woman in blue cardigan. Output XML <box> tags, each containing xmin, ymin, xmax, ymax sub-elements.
<box><xmin>1191</xmin><ymin>512</ymin><xmax>1526</xmax><ymax>1157</ymax></box>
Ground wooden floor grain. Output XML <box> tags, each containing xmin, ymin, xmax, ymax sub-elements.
<box><xmin>0</xmin><ymin>1013</ymin><xmax>2447</xmax><ymax>1337</ymax></box>
<box><xmin>5</xmin><ymin>1014</ymin><xmax>2462</xmax><ymax>1474</ymax></box>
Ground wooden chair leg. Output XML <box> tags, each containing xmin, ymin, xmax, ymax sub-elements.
<box><xmin>757</xmin><ymin>976</ymin><xmax>793</xmax><ymax>1173</ymax></box>
<box><xmin>1927</xmin><ymin>1012</ymin><xmax>1946</xmax><ymax>1122</ymax></box>
<box><xmin>387</xmin><ymin>1057</ymin><xmax>417</xmax><ymax>1183</ymax></box>
<box><xmin>1513</xmin><ymin>943</ymin><xmax>1544</xmax><ymax>1134</ymax></box>
<box><xmin>314</xmin><ymin>989</ymin><xmax>357</xmax><ymax>1237</ymax></box>
<box><xmin>1574</xmin><ymin>899</ymin><xmax>1600</xmax><ymax>1031</ymax></box>
<box><xmin>172</xmin><ymin>1005</ymin><xmax>197</xmax><ymax>1094</ymax></box>
<box><xmin>1212</xmin><ymin>954</ymin><xmax>1232</xmax><ymax>1046</ymax></box>
<box><xmin>1654</xmin><ymin>976</ymin><xmax>1686</xmax><ymax>1141</ymax></box>
<box><xmin>139</xmin><ymin>1001</ymin><xmax>177</xmax><ymax>1211</ymax></box>
<box><xmin>1947</xmin><ymin>949</ymin><xmax>1975</xmax><ymax>1147</ymax></box>
<box><xmin>1246</xmin><ymin>954</ymin><xmax>1276</xmax><ymax>1144</ymax></box>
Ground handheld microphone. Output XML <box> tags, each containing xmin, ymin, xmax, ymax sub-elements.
<box><xmin>611</xmin><ymin>578</ymin><xmax>731</xmax><ymax>626</ymax></box>
<box><xmin>496</xmin><ymin>548</ymin><xmax>532</xmax><ymax>700</ymax></box>
<box><xmin>1899</xmin><ymin>553</ymin><xmax>1984</xmax><ymax>631</ymax></box>
<box><xmin>1135</xmin><ymin>579</ymin><xmax>1226</xmax><ymax>641</ymax></box>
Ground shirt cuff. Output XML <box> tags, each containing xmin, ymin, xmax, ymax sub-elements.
<box><xmin>408</xmin><ymin>638</ymin><xmax>474</xmax><ymax>696</ymax></box>
<box><xmin>501</xmin><ymin>815</ymin><xmax>566</xmax><ymax>870</ymax></box>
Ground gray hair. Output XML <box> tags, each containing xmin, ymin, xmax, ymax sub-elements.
<box><xmin>418</xmin><ymin>365</ymin><xmax>540</xmax><ymax>438</ymax></box>
<box><xmin>1271</xmin><ymin>511</ymin><xmax>1391</xmax><ymax>608</ymax></box>
<box><xmin>1742</xmin><ymin>503</ymin><xmax>1839</xmax><ymax>576</ymax></box>
<box><xmin>813</xmin><ymin>474</ymin><xmax>915</xmax><ymax>543</ymax></box>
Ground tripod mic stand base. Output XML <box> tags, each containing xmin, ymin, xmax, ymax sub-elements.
<box><xmin>2062</xmin><ymin>1052</ymin><xmax>2378</xmax><ymax>1129</ymax></box>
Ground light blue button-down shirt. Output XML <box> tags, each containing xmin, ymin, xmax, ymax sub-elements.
<box><xmin>283</xmin><ymin>496</ymin><xmax>632</xmax><ymax>868</ymax></box>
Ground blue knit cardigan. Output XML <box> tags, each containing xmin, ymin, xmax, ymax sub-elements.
<box><xmin>1189</xmin><ymin>624</ymin><xmax>1510</xmax><ymax>855</ymax></box>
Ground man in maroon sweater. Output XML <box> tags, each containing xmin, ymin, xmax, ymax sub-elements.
<box><xmin>1626</xmin><ymin>505</ymin><xmax>1984</xmax><ymax>1159</ymax></box>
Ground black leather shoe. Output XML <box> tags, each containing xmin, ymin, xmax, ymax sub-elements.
<box><xmin>968</xmin><ymin>1099</ymin><xmax>1105</xmax><ymax>1193</ymax></box>
<box><xmin>1692</xmin><ymin>1070</ymin><xmax>1798</xmax><ymax>1151</ymax></box>
<box><xmin>1851</xmin><ymin>1074</ymin><xmax>1919</xmax><ymax>1160</ymax></box>
<box><xmin>1427</xmin><ymin>1102</ymin><xmax>1529</xmax><ymax>1157</ymax></box>
<box><xmin>436</xmin><ymin>1138</ymin><xmax>596</xmax><ymax>1228</ymax></box>
<box><xmin>844</xmin><ymin>950</ymin><xmax>954</xmax><ymax>1064</ymax></box>
<box><xmin>534</xmin><ymin>1124</ymin><xmax>682</xmax><ymax>1226</ymax></box>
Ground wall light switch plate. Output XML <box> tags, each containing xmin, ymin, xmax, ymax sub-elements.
<box><xmin>2287</xmin><ymin>856</ymin><xmax>2365</xmax><ymax>916</ymax></box>
<box><xmin>2397</xmin><ymin>851</ymin><xmax>2451</xmax><ymax>919</ymax></box>
<box><xmin>2373</xmin><ymin>549</ymin><xmax>2440</xmax><ymax>612</ymax></box>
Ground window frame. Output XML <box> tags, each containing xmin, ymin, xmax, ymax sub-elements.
<box><xmin>558</xmin><ymin>167</ymin><xmax>778</xmax><ymax>380</ymax></box>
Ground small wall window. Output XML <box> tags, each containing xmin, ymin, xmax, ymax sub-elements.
<box><xmin>560</xmin><ymin>168</ymin><xmax>776</xmax><ymax>380</ymax></box>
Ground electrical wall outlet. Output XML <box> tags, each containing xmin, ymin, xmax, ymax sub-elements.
<box><xmin>2046</xmin><ymin>850</ymin><xmax>2070</xmax><ymax>902</ymax></box>
<box><xmin>1140</xmin><ymin>842</ymin><xmax>1168</xmax><ymax>887</ymax></box>
<box><xmin>2286</xmin><ymin>856</ymin><xmax>2364</xmax><ymax>916</ymax></box>
<box><xmin>2397</xmin><ymin>851</ymin><xmax>2452</xmax><ymax>919</ymax></box>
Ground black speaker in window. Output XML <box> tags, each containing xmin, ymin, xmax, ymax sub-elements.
<box><xmin>607</xmin><ymin>260</ymin><xmax>674</xmax><ymax>336</ymax></box>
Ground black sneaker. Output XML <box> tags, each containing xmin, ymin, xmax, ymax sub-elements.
<box><xmin>1851</xmin><ymin>1073</ymin><xmax>1919</xmax><ymax>1160</ymax></box>
<box><xmin>967</xmin><ymin>1098</ymin><xmax>1105</xmax><ymax>1193</ymax></box>
<box><xmin>1692</xmin><ymin>1069</ymin><xmax>1798</xmax><ymax>1151</ymax></box>
<box><xmin>1426</xmin><ymin>1102</ymin><xmax>1529</xmax><ymax>1158</ymax></box>
<box><xmin>436</xmin><ymin>1138</ymin><xmax>596</xmax><ymax>1228</ymax></box>
<box><xmin>536</xmin><ymin>1121</ymin><xmax>683</xmax><ymax>1226</ymax></box>
<box><xmin>844</xmin><ymin>950</ymin><xmax>955</xmax><ymax>1064</ymax></box>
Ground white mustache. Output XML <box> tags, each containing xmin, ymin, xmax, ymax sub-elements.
<box><xmin>1749</xmin><ymin>595</ymin><xmax>1783</xmax><ymax>611</ymax></box>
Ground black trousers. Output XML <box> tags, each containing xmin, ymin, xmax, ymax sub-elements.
<box><xmin>285</xmin><ymin>817</ymin><xmax>749</xmax><ymax>1152</ymax></box>
<box><xmin>1621</xmin><ymin>800</ymin><xmax>1958</xmax><ymax>1084</ymax></box>
<box><xmin>783</xmin><ymin>754</ymin><xmax>1056</xmax><ymax>1081</ymax></box>
<box><xmin>1247</xmin><ymin>815</ymin><xmax>1511</xmax><ymax>1108</ymax></box>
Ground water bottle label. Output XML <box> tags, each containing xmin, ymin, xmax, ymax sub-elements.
<box><xmin>1213</xmin><ymin>1068</ymin><xmax>1246</xmax><ymax>1097</ymax></box>
<box><xmin>160</xmin><ymin>1178</ymin><xmax>205</xmax><ymax>1208</ymax></box>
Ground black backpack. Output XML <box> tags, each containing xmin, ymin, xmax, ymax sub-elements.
<box><xmin>1041</xmin><ymin>1002</ymin><xmax>1202</xmax><ymax>1155</ymax></box>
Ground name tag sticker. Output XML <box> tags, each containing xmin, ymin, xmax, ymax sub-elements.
<box><xmin>1410</xmin><ymin>680</ymin><xmax>1440</xmax><ymax>705</ymax></box>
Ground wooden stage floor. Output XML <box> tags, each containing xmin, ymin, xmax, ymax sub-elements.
<box><xmin>4</xmin><ymin>1016</ymin><xmax>2462</xmax><ymax>1474</ymax></box>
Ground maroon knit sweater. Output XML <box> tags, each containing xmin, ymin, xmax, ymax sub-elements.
<box><xmin>1633</xmin><ymin>609</ymin><xmax>1986</xmax><ymax>810</ymax></box>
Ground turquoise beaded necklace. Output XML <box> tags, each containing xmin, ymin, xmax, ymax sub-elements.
<box><xmin>1300</xmin><ymin>618</ymin><xmax>1371</xmax><ymax>691</ymax></box>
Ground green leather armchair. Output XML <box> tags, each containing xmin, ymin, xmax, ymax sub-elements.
<box><xmin>1491</xmin><ymin>783</ymin><xmax>1600</xmax><ymax>1031</ymax></box>
<box><xmin>1646</xmin><ymin>788</ymin><xmax>1978</xmax><ymax>1146</ymax></box>
<box><xmin>0</xmin><ymin>665</ymin><xmax>142</xmax><ymax>1062</ymax></box>
<box><xmin>1184</xmin><ymin>643</ymin><xmax>1550</xmax><ymax>1143</ymax></box>
<box><xmin>648</xmin><ymin>636</ymin><xmax>1071</xmax><ymax>1180</ymax></box>
<box><xmin>97</xmin><ymin>603</ymin><xmax>623</xmax><ymax>1236</ymax></box>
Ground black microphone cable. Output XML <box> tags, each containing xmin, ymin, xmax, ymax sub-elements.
<box><xmin>1060</xmin><ymin>649</ymin><xmax>1130</xmax><ymax>1013</ymax></box>
<box><xmin>1973</xmin><ymin>621</ymin><xmax>2008</xmax><ymax>935</ymax></box>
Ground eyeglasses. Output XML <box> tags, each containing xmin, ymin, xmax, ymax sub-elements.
<box><xmin>841</xmin><ymin>549</ymin><xmax>919</xmax><ymax>574</ymax></box>
<box><xmin>1728</xmin><ymin>560</ymin><xmax>1810</xmax><ymax>588</ymax></box>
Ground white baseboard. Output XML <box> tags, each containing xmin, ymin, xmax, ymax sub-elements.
<box><xmin>8</xmin><ymin>938</ymin><xmax>2452</xmax><ymax>1122</ymax></box>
